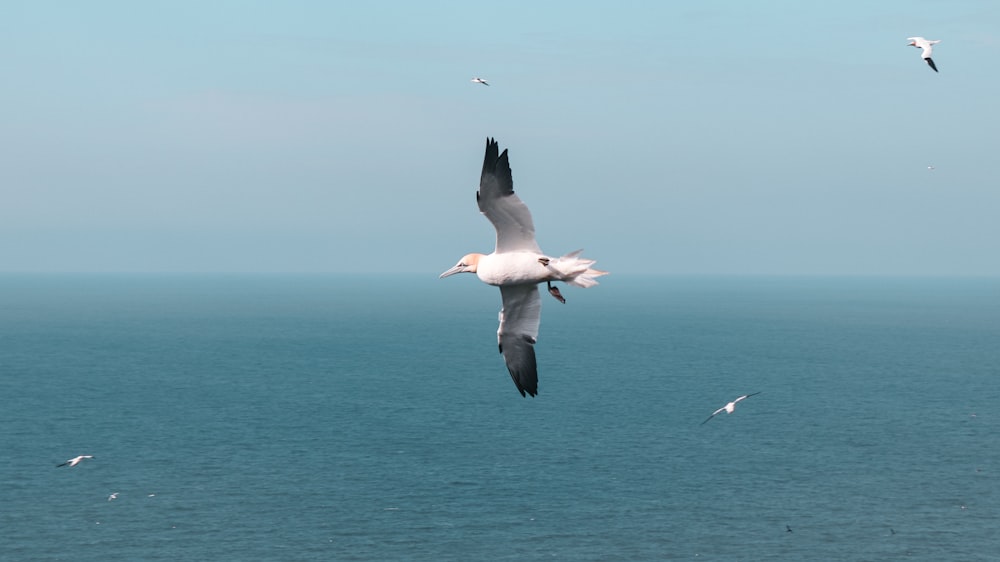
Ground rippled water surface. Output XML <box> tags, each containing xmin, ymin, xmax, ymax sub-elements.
<box><xmin>3</xmin><ymin>275</ymin><xmax>999</xmax><ymax>560</ymax></box>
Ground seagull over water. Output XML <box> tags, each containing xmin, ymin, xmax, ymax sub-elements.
<box><xmin>56</xmin><ymin>455</ymin><xmax>94</xmax><ymax>467</ymax></box>
<box><xmin>701</xmin><ymin>392</ymin><xmax>761</xmax><ymax>425</ymax></box>
<box><xmin>440</xmin><ymin>138</ymin><xmax>608</xmax><ymax>397</ymax></box>
<box><xmin>907</xmin><ymin>37</ymin><xmax>941</xmax><ymax>72</ymax></box>
<box><xmin>471</xmin><ymin>77</ymin><xmax>490</xmax><ymax>86</ymax></box>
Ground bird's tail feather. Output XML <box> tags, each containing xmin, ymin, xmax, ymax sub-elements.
<box><xmin>553</xmin><ymin>250</ymin><xmax>608</xmax><ymax>288</ymax></box>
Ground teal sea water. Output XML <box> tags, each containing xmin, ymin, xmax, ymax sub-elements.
<box><xmin>2</xmin><ymin>275</ymin><xmax>999</xmax><ymax>561</ymax></box>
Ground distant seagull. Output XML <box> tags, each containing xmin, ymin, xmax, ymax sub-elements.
<box><xmin>907</xmin><ymin>37</ymin><xmax>941</xmax><ymax>72</ymax></box>
<box><xmin>56</xmin><ymin>455</ymin><xmax>94</xmax><ymax>467</ymax></box>
<box><xmin>927</xmin><ymin>165</ymin><xmax>935</xmax><ymax>171</ymax></box>
<box><xmin>786</xmin><ymin>525</ymin><xmax>793</xmax><ymax>533</ymax></box>
<box><xmin>701</xmin><ymin>392</ymin><xmax>761</xmax><ymax>424</ymax></box>
<box><xmin>440</xmin><ymin>138</ymin><xmax>608</xmax><ymax>397</ymax></box>
<box><xmin>108</xmin><ymin>492</ymin><xmax>119</xmax><ymax>501</ymax></box>
<box><xmin>471</xmin><ymin>77</ymin><xmax>490</xmax><ymax>86</ymax></box>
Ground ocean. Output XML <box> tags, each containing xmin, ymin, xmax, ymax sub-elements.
<box><xmin>2</xmin><ymin>274</ymin><xmax>998</xmax><ymax>561</ymax></box>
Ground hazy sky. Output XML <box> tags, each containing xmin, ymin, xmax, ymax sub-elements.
<box><xmin>2</xmin><ymin>1</ymin><xmax>997</xmax><ymax>275</ymax></box>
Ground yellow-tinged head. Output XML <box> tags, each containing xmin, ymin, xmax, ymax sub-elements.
<box><xmin>439</xmin><ymin>253</ymin><xmax>483</xmax><ymax>278</ymax></box>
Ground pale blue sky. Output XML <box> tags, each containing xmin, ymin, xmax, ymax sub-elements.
<box><xmin>1</xmin><ymin>0</ymin><xmax>997</xmax><ymax>274</ymax></box>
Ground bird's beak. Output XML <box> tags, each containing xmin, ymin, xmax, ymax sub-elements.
<box><xmin>439</xmin><ymin>265</ymin><xmax>465</xmax><ymax>278</ymax></box>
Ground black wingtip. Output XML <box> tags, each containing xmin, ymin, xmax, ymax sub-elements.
<box><xmin>504</xmin><ymin>338</ymin><xmax>538</xmax><ymax>398</ymax></box>
<box><xmin>510</xmin><ymin>373</ymin><xmax>537</xmax><ymax>397</ymax></box>
<box><xmin>510</xmin><ymin>369</ymin><xmax>538</xmax><ymax>397</ymax></box>
<box><xmin>480</xmin><ymin>137</ymin><xmax>515</xmax><ymax>200</ymax></box>
<box><xmin>926</xmin><ymin>58</ymin><xmax>938</xmax><ymax>72</ymax></box>
<box><xmin>482</xmin><ymin>138</ymin><xmax>502</xmax><ymax>179</ymax></box>
<box><xmin>484</xmin><ymin>137</ymin><xmax>498</xmax><ymax>160</ymax></box>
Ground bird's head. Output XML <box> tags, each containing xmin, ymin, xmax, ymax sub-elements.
<box><xmin>440</xmin><ymin>253</ymin><xmax>483</xmax><ymax>278</ymax></box>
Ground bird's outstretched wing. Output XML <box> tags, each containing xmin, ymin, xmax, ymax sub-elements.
<box><xmin>925</xmin><ymin>57</ymin><xmax>938</xmax><ymax>72</ymax></box>
<box><xmin>734</xmin><ymin>391</ymin><xmax>762</xmax><ymax>404</ymax></box>
<box><xmin>498</xmin><ymin>284</ymin><xmax>541</xmax><ymax>396</ymax></box>
<box><xmin>478</xmin><ymin>138</ymin><xmax>542</xmax><ymax>254</ymax></box>
<box><xmin>701</xmin><ymin>407</ymin><xmax>726</xmax><ymax>425</ymax></box>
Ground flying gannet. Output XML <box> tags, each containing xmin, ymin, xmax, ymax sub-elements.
<box><xmin>471</xmin><ymin>77</ymin><xmax>490</xmax><ymax>86</ymax></box>
<box><xmin>440</xmin><ymin>138</ymin><xmax>607</xmax><ymax>397</ymax></box>
<box><xmin>701</xmin><ymin>392</ymin><xmax>761</xmax><ymax>425</ymax></box>
<box><xmin>56</xmin><ymin>455</ymin><xmax>94</xmax><ymax>467</ymax></box>
<box><xmin>906</xmin><ymin>37</ymin><xmax>941</xmax><ymax>72</ymax></box>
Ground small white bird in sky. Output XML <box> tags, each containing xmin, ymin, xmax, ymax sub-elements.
<box><xmin>701</xmin><ymin>392</ymin><xmax>761</xmax><ymax>425</ymax></box>
<box><xmin>907</xmin><ymin>37</ymin><xmax>941</xmax><ymax>72</ymax></box>
<box><xmin>441</xmin><ymin>138</ymin><xmax>607</xmax><ymax>397</ymax></box>
<box><xmin>471</xmin><ymin>77</ymin><xmax>490</xmax><ymax>86</ymax></box>
<box><xmin>56</xmin><ymin>455</ymin><xmax>94</xmax><ymax>467</ymax></box>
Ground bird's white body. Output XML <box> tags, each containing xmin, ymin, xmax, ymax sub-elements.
<box><xmin>907</xmin><ymin>37</ymin><xmax>941</xmax><ymax>72</ymax></box>
<box><xmin>441</xmin><ymin>138</ymin><xmax>606</xmax><ymax>397</ymax></box>
<box><xmin>701</xmin><ymin>392</ymin><xmax>760</xmax><ymax>424</ymax></box>
<box><xmin>57</xmin><ymin>455</ymin><xmax>94</xmax><ymax>467</ymax></box>
<box><xmin>476</xmin><ymin>252</ymin><xmax>548</xmax><ymax>286</ymax></box>
<box><xmin>907</xmin><ymin>36</ymin><xmax>940</xmax><ymax>57</ymax></box>
<box><xmin>475</xmin><ymin>251</ymin><xmax>601</xmax><ymax>288</ymax></box>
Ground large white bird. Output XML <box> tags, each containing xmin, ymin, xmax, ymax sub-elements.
<box><xmin>471</xmin><ymin>77</ymin><xmax>490</xmax><ymax>86</ymax></box>
<box><xmin>701</xmin><ymin>392</ymin><xmax>761</xmax><ymax>425</ymax></box>
<box><xmin>440</xmin><ymin>138</ymin><xmax>607</xmax><ymax>397</ymax></box>
<box><xmin>907</xmin><ymin>37</ymin><xmax>941</xmax><ymax>72</ymax></box>
<box><xmin>56</xmin><ymin>455</ymin><xmax>94</xmax><ymax>467</ymax></box>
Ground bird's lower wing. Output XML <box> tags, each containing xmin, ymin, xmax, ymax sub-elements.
<box><xmin>498</xmin><ymin>284</ymin><xmax>541</xmax><ymax>396</ymax></box>
<box><xmin>701</xmin><ymin>408</ymin><xmax>726</xmax><ymax>425</ymax></box>
<box><xmin>925</xmin><ymin>57</ymin><xmax>938</xmax><ymax>72</ymax></box>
